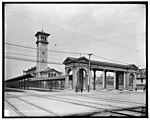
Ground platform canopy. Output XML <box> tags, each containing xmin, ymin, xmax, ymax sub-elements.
<box><xmin>5</xmin><ymin>74</ymin><xmax>34</xmax><ymax>82</ymax></box>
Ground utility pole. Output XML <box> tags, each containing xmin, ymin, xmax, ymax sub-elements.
<box><xmin>88</xmin><ymin>53</ymin><xmax>93</xmax><ymax>92</ymax></box>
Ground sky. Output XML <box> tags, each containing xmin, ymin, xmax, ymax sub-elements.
<box><xmin>4</xmin><ymin>3</ymin><xmax>146</xmax><ymax>80</ymax></box>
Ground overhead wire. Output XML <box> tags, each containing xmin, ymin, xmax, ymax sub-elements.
<box><xmin>92</xmin><ymin>54</ymin><xmax>146</xmax><ymax>68</ymax></box>
<box><xmin>5</xmin><ymin>51</ymin><xmax>63</xmax><ymax>61</ymax></box>
<box><xmin>5</xmin><ymin>42</ymin><xmax>145</xmax><ymax>66</ymax></box>
<box><xmin>5</xmin><ymin>9</ymin><xmax>146</xmax><ymax>66</ymax></box>
<box><xmin>5</xmin><ymin>43</ymin><xmax>82</xmax><ymax>60</ymax></box>
<box><xmin>92</xmin><ymin>54</ymin><xmax>129</xmax><ymax>65</ymax></box>
<box><xmin>112</xmin><ymin>49</ymin><xmax>144</xmax><ymax>59</ymax></box>
<box><xmin>5</xmin><ymin>55</ymin><xmax>63</xmax><ymax>65</ymax></box>
<box><xmin>6</xmin><ymin>9</ymin><xmax>145</xmax><ymax>51</ymax></box>
<box><xmin>5</xmin><ymin>42</ymin><xmax>89</xmax><ymax>55</ymax></box>
<box><xmin>55</xmin><ymin>33</ymin><xmax>145</xmax><ymax>48</ymax></box>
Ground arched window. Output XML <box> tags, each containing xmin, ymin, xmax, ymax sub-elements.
<box><xmin>51</xmin><ymin>73</ymin><xmax>53</xmax><ymax>77</ymax></box>
<box><xmin>48</xmin><ymin>73</ymin><xmax>50</xmax><ymax>77</ymax></box>
<box><xmin>54</xmin><ymin>73</ymin><xmax>56</xmax><ymax>77</ymax></box>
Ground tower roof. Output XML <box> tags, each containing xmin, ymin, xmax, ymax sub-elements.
<box><xmin>35</xmin><ymin>30</ymin><xmax>50</xmax><ymax>37</ymax></box>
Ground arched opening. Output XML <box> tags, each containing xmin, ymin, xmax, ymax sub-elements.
<box><xmin>77</xmin><ymin>68</ymin><xmax>87</xmax><ymax>91</ymax></box>
<box><xmin>106</xmin><ymin>72</ymin><xmax>114</xmax><ymax>90</ymax></box>
<box><xmin>118</xmin><ymin>74</ymin><xmax>124</xmax><ymax>89</ymax></box>
<box><xmin>51</xmin><ymin>73</ymin><xmax>53</xmax><ymax>77</ymax></box>
<box><xmin>129</xmin><ymin>73</ymin><xmax>134</xmax><ymax>90</ymax></box>
<box><xmin>54</xmin><ymin>73</ymin><xmax>56</xmax><ymax>77</ymax></box>
<box><xmin>116</xmin><ymin>71</ymin><xmax>124</xmax><ymax>90</ymax></box>
<box><xmin>95</xmin><ymin>71</ymin><xmax>103</xmax><ymax>90</ymax></box>
<box><xmin>67</xmin><ymin>69</ymin><xmax>73</xmax><ymax>90</ymax></box>
<box><xmin>48</xmin><ymin>73</ymin><xmax>50</xmax><ymax>77</ymax></box>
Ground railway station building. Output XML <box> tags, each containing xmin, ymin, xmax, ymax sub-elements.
<box><xmin>5</xmin><ymin>30</ymin><xmax>140</xmax><ymax>91</ymax></box>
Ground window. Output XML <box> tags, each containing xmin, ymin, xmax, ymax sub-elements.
<box><xmin>48</xmin><ymin>73</ymin><xmax>50</xmax><ymax>77</ymax></box>
<box><xmin>51</xmin><ymin>73</ymin><xmax>53</xmax><ymax>77</ymax></box>
<box><xmin>42</xmin><ymin>51</ymin><xmax>44</xmax><ymax>55</ymax></box>
<box><xmin>43</xmin><ymin>59</ymin><xmax>44</xmax><ymax>62</ymax></box>
<box><xmin>54</xmin><ymin>73</ymin><xmax>56</xmax><ymax>77</ymax></box>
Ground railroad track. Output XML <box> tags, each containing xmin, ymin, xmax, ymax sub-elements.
<box><xmin>76</xmin><ymin>94</ymin><xmax>145</xmax><ymax>106</ymax></box>
<box><xmin>5</xmin><ymin>90</ymin><xmax>146</xmax><ymax>117</ymax></box>
<box><xmin>24</xmin><ymin>91</ymin><xmax>145</xmax><ymax>108</ymax></box>
<box><xmin>5</xmin><ymin>93</ymin><xmax>62</xmax><ymax>117</ymax></box>
<box><xmin>5</xmin><ymin>99</ymin><xmax>25</xmax><ymax>117</ymax></box>
<box><xmin>105</xmin><ymin>106</ymin><xmax>146</xmax><ymax>117</ymax></box>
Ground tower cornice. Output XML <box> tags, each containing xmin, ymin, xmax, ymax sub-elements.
<box><xmin>36</xmin><ymin>40</ymin><xmax>49</xmax><ymax>44</ymax></box>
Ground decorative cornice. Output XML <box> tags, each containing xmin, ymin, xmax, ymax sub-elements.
<box><xmin>36</xmin><ymin>40</ymin><xmax>49</xmax><ymax>44</ymax></box>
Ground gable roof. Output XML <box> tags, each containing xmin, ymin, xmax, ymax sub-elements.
<box><xmin>127</xmin><ymin>64</ymin><xmax>139</xmax><ymax>70</ymax></box>
<box><xmin>63</xmin><ymin>56</ymin><xmax>89</xmax><ymax>64</ymax></box>
<box><xmin>63</xmin><ymin>56</ymin><xmax>138</xmax><ymax>70</ymax></box>
<box><xmin>35</xmin><ymin>30</ymin><xmax>50</xmax><ymax>37</ymax></box>
<box><xmin>24</xmin><ymin>66</ymin><xmax>36</xmax><ymax>72</ymax></box>
<box><xmin>40</xmin><ymin>67</ymin><xmax>62</xmax><ymax>74</ymax></box>
<box><xmin>25</xmin><ymin>66</ymin><xmax>62</xmax><ymax>74</ymax></box>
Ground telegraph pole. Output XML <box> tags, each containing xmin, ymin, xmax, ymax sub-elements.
<box><xmin>88</xmin><ymin>53</ymin><xmax>93</xmax><ymax>92</ymax></box>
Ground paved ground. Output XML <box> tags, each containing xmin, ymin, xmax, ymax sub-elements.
<box><xmin>4</xmin><ymin>88</ymin><xmax>146</xmax><ymax>117</ymax></box>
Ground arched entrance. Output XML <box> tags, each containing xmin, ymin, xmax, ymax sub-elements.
<box><xmin>106</xmin><ymin>72</ymin><xmax>114</xmax><ymax>90</ymax></box>
<box><xmin>68</xmin><ymin>69</ymin><xmax>73</xmax><ymax>90</ymax></box>
<box><xmin>118</xmin><ymin>74</ymin><xmax>124</xmax><ymax>89</ymax></box>
<box><xmin>128</xmin><ymin>73</ymin><xmax>134</xmax><ymax>90</ymax></box>
<box><xmin>77</xmin><ymin>68</ymin><xmax>87</xmax><ymax>92</ymax></box>
<box><xmin>116</xmin><ymin>71</ymin><xmax>124</xmax><ymax>90</ymax></box>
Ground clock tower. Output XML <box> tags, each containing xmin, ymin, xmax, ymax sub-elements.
<box><xmin>35</xmin><ymin>30</ymin><xmax>50</xmax><ymax>77</ymax></box>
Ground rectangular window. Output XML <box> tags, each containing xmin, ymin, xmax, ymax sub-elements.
<box><xmin>43</xmin><ymin>51</ymin><xmax>44</xmax><ymax>55</ymax></box>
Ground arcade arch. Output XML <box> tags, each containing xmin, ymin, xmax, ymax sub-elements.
<box><xmin>77</xmin><ymin>68</ymin><xmax>88</xmax><ymax>91</ymax></box>
<box><xmin>128</xmin><ymin>73</ymin><xmax>135</xmax><ymax>90</ymax></box>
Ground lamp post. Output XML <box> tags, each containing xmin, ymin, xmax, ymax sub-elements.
<box><xmin>88</xmin><ymin>53</ymin><xmax>93</xmax><ymax>92</ymax></box>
